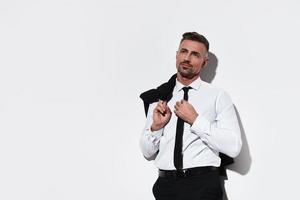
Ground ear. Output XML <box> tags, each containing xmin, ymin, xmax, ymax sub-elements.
<box><xmin>202</xmin><ymin>58</ymin><xmax>209</xmax><ymax>68</ymax></box>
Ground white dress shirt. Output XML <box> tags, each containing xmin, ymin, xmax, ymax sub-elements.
<box><xmin>140</xmin><ymin>77</ymin><xmax>242</xmax><ymax>170</ymax></box>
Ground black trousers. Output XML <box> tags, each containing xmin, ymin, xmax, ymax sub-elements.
<box><xmin>152</xmin><ymin>169</ymin><xmax>223</xmax><ymax>200</ymax></box>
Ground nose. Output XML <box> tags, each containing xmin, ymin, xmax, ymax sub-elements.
<box><xmin>184</xmin><ymin>53</ymin><xmax>191</xmax><ymax>62</ymax></box>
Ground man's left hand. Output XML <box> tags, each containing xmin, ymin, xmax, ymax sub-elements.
<box><xmin>174</xmin><ymin>100</ymin><xmax>198</xmax><ymax>125</ymax></box>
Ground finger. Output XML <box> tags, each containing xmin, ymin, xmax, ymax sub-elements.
<box><xmin>158</xmin><ymin>100</ymin><xmax>164</xmax><ymax>107</ymax></box>
<box><xmin>164</xmin><ymin>104</ymin><xmax>170</xmax><ymax>111</ymax></box>
<box><xmin>156</xmin><ymin>106</ymin><xmax>165</xmax><ymax>114</ymax></box>
<box><xmin>160</xmin><ymin>102</ymin><xmax>166</xmax><ymax>111</ymax></box>
<box><xmin>153</xmin><ymin>107</ymin><xmax>161</xmax><ymax>114</ymax></box>
<box><xmin>174</xmin><ymin>104</ymin><xmax>179</xmax><ymax>111</ymax></box>
<box><xmin>182</xmin><ymin>100</ymin><xmax>189</xmax><ymax>105</ymax></box>
<box><xmin>156</xmin><ymin>105</ymin><xmax>167</xmax><ymax>115</ymax></box>
<box><xmin>160</xmin><ymin>101</ymin><xmax>169</xmax><ymax>110</ymax></box>
<box><xmin>176</xmin><ymin>101</ymin><xmax>181</xmax><ymax>107</ymax></box>
<box><xmin>163</xmin><ymin>102</ymin><xmax>170</xmax><ymax>111</ymax></box>
<box><xmin>174</xmin><ymin>109</ymin><xmax>180</xmax><ymax>117</ymax></box>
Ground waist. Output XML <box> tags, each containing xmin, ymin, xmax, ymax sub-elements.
<box><xmin>158</xmin><ymin>166</ymin><xmax>219</xmax><ymax>178</ymax></box>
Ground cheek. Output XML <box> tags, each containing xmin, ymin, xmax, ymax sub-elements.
<box><xmin>191</xmin><ymin>60</ymin><xmax>203</xmax><ymax>70</ymax></box>
<box><xmin>176</xmin><ymin>55</ymin><xmax>183</xmax><ymax>62</ymax></box>
<box><xmin>175</xmin><ymin>59</ymin><xmax>180</xmax><ymax>68</ymax></box>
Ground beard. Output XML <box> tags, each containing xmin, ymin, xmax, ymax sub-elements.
<box><xmin>177</xmin><ymin>63</ymin><xmax>196</xmax><ymax>79</ymax></box>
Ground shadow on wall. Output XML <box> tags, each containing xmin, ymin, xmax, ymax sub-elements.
<box><xmin>228</xmin><ymin>108</ymin><xmax>252</xmax><ymax>175</ymax></box>
<box><xmin>222</xmin><ymin>108</ymin><xmax>252</xmax><ymax>200</ymax></box>
<box><xmin>200</xmin><ymin>52</ymin><xmax>218</xmax><ymax>83</ymax></box>
<box><xmin>202</xmin><ymin>52</ymin><xmax>252</xmax><ymax>200</ymax></box>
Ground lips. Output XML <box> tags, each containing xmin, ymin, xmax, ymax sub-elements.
<box><xmin>180</xmin><ymin>63</ymin><xmax>192</xmax><ymax>68</ymax></box>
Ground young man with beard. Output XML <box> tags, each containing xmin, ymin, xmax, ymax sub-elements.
<box><xmin>140</xmin><ymin>32</ymin><xmax>242</xmax><ymax>200</ymax></box>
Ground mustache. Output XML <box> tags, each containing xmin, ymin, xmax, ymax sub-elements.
<box><xmin>180</xmin><ymin>61</ymin><xmax>192</xmax><ymax>66</ymax></box>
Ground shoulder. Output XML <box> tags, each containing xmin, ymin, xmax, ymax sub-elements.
<box><xmin>200</xmin><ymin>81</ymin><xmax>228</xmax><ymax>96</ymax></box>
<box><xmin>200</xmin><ymin>81</ymin><xmax>233</xmax><ymax>104</ymax></box>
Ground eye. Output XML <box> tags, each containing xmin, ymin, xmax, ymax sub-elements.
<box><xmin>192</xmin><ymin>52</ymin><xmax>200</xmax><ymax>58</ymax></box>
<box><xmin>180</xmin><ymin>49</ymin><xmax>188</xmax><ymax>53</ymax></box>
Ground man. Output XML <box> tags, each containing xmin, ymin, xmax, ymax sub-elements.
<box><xmin>140</xmin><ymin>32</ymin><xmax>242</xmax><ymax>200</ymax></box>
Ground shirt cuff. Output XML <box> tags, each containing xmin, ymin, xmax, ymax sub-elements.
<box><xmin>146</xmin><ymin>127</ymin><xmax>163</xmax><ymax>142</ymax></box>
<box><xmin>190</xmin><ymin>115</ymin><xmax>212</xmax><ymax>136</ymax></box>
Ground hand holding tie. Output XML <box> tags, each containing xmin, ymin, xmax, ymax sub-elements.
<box><xmin>174</xmin><ymin>100</ymin><xmax>198</xmax><ymax>125</ymax></box>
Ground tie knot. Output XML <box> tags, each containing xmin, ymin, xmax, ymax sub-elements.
<box><xmin>182</xmin><ymin>86</ymin><xmax>192</xmax><ymax>93</ymax></box>
<box><xmin>182</xmin><ymin>87</ymin><xmax>192</xmax><ymax>101</ymax></box>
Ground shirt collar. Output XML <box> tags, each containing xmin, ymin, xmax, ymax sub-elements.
<box><xmin>175</xmin><ymin>76</ymin><xmax>202</xmax><ymax>92</ymax></box>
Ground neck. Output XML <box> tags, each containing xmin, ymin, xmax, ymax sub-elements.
<box><xmin>176</xmin><ymin>73</ymin><xmax>199</xmax><ymax>86</ymax></box>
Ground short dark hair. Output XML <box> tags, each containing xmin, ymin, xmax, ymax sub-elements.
<box><xmin>180</xmin><ymin>32</ymin><xmax>209</xmax><ymax>51</ymax></box>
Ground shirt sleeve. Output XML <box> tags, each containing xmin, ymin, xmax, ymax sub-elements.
<box><xmin>190</xmin><ymin>91</ymin><xmax>242</xmax><ymax>158</ymax></box>
<box><xmin>139</xmin><ymin>102</ymin><xmax>163</xmax><ymax>160</ymax></box>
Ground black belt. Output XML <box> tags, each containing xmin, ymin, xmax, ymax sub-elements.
<box><xmin>158</xmin><ymin>166</ymin><xmax>218</xmax><ymax>178</ymax></box>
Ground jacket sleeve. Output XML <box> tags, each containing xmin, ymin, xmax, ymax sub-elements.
<box><xmin>190</xmin><ymin>91</ymin><xmax>242</xmax><ymax>158</ymax></box>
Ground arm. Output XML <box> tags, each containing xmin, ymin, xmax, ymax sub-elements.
<box><xmin>190</xmin><ymin>91</ymin><xmax>242</xmax><ymax>158</ymax></box>
<box><xmin>140</xmin><ymin>101</ymin><xmax>171</xmax><ymax>159</ymax></box>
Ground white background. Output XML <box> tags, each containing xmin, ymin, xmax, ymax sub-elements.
<box><xmin>1</xmin><ymin>0</ymin><xmax>300</xmax><ymax>199</ymax></box>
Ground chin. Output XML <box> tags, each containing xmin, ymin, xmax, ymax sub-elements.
<box><xmin>179</xmin><ymin>71</ymin><xmax>193</xmax><ymax>79</ymax></box>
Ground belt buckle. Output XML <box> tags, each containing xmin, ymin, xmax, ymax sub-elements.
<box><xmin>175</xmin><ymin>169</ymin><xmax>187</xmax><ymax>178</ymax></box>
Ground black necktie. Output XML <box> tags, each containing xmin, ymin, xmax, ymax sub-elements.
<box><xmin>174</xmin><ymin>86</ymin><xmax>191</xmax><ymax>170</ymax></box>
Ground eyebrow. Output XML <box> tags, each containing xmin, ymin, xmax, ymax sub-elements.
<box><xmin>191</xmin><ymin>51</ymin><xmax>201</xmax><ymax>56</ymax></box>
<box><xmin>180</xmin><ymin>48</ymin><xmax>201</xmax><ymax>56</ymax></box>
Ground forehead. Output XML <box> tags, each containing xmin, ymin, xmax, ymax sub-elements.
<box><xmin>179</xmin><ymin>40</ymin><xmax>207</xmax><ymax>53</ymax></box>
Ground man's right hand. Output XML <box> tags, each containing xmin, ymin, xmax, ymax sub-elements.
<box><xmin>151</xmin><ymin>100</ymin><xmax>172</xmax><ymax>131</ymax></box>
